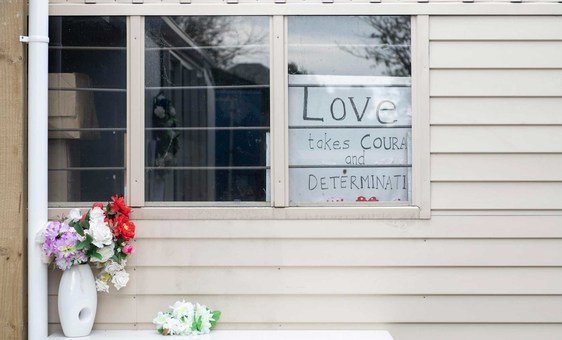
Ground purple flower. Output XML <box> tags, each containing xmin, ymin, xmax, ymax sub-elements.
<box><xmin>41</xmin><ymin>221</ymin><xmax>87</xmax><ymax>271</ymax></box>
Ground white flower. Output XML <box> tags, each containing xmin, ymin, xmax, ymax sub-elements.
<box><xmin>40</xmin><ymin>253</ymin><xmax>51</xmax><ymax>264</ymax></box>
<box><xmin>170</xmin><ymin>300</ymin><xmax>194</xmax><ymax>319</ymax></box>
<box><xmin>36</xmin><ymin>226</ymin><xmax>51</xmax><ymax>263</ymax></box>
<box><xmin>111</xmin><ymin>270</ymin><xmax>130</xmax><ymax>290</ymax></box>
<box><xmin>154</xmin><ymin>301</ymin><xmax>220</xmax><ymax>336</ymax></box>
<box><xmin>86</xmin><ymin>220</ymin><xmax>112</xmax><ymax>248</ymax></box>
<box><xmin>91</xmin><ymin>242</ymin><xmax>114</xmax><ymax>263</ymax></box>
<box><xmin>95</xmin><ymin>279</ymin><xmax>109</xmax><ymax>293</ymax></box>
<box><xmin>35</xmin><ymin>229</ymin><xmax>45</xmax><ymax>245</ymax></box>
<box><xmin>64</xmin><ymin>208</ymin><xmax>82</xmax><ymax>223</ymax></box>
<box><xmin>89</xmin><ymin>207</ymin><xmax>106</xmax><ymax>223</ymax></box>
<box><xmin>153</xmin><ymin>312</ymin><xmax>171</xmax><ymax>327</ymax></box>
<box><xmin>169</xmin><ymin>107</ymin><xmax>176</xmax><ymax>117</ymax></box>
<box><xmin>104</xmin><ymin>260</ymin><xmax>125</xmax><ymax>275</ymax></box>
<box><xmin>164</xmin><ymin>317</ymin><xmax>186</xmax><ymax>335</ymax></box>
<box><xmin>194</xmin><ymin>303</ymin><xmax>214</xmax><ymax>334</ymax></box>
<box><xmin>154</xmin><ymin>106</ymin><xmax>166</xmax><ymax>119</ymax></box>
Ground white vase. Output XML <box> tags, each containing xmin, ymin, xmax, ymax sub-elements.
<box><xmin>58</xmin><ymin>264</ymin><xmax>97</xmax><ymax>337</ymax></box>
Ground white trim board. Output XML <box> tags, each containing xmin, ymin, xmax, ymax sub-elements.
<box><xmin>49</xmin><ymin>4</ymin><xmax>562</xmax><ymax>16</ymax></box>
<box><xmin>48</xmin><ymin>330</ymin><xmax>394</xmax><ymax>340</ymax></box>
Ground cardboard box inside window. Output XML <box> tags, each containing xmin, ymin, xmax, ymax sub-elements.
<box><xmin>48</xmin><ymin>73</ymin><xmax>98</xmax><ymax>139</ymax></box>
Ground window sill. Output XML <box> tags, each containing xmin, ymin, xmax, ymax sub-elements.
<box><xmin>48</xmin><ymin>330</ymin><xmax>393</xmax><ymax>340</ymax></box>
<box><xmin>49</xmin><ymin>206</ymin><xmax>423</xmax><ymax>220</ymax></box>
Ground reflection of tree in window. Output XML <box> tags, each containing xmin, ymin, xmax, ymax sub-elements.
<box><xmin>341</xmin><ymin>16</ymin><xmax>411</xmax><ymax>77</ymax></box>
<box><xmin>172</xmin><ymin>16</ymin><xmax>267</xmax><ymax>68</ymax></box>
<box><xmin>145</xmin><ymin>16</ymin><xmax>270</xmax><ymax>202</ymax></box>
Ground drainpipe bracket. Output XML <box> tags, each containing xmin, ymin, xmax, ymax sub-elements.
<box><xmin>20</xmin><ymin>35</ymin><xmax>50</xmax><ymax>44</ymax></box>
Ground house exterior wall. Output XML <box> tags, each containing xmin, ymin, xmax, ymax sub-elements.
<box><xmin>46</xmin><ymin>13</ymin><xmax>562</xmax><ymax>340</ymax></box>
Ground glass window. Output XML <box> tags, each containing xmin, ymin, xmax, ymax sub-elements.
<box><xmin>288</xmin><ymin>16</ymin><xmax>412</xmax><ymax>205</ymax></box>
<box><xmin>145</xmin><ymin>16</ymin><xmax>270</xmax><ymax>202</ymax></box>
<box><xmin>144</xmin><ymin>16</ymin><xmax>270</xmax><ymax>203</ymax></box>
<box><xmin>48</xmin><ymin>16</ymin><xmax>127</xmax><ymax>203</ymax></box>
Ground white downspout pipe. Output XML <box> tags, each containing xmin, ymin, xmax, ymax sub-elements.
<box><xmin>26</xmin><ymin>0</ymin><xmax>49</xmax><ymax>338</ymax></box>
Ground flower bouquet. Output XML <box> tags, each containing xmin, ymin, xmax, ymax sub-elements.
<box><xmin>153</xmin><ymin>300</ymin><xmax>221</xmax><ymax>336</ymax></box>
<box><xmin>37</xmin><ymin>195</ymin><xmax>136</xmax><ymax>292</ymax></box>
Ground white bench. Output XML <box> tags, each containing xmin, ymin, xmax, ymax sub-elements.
<box><xmin>49</xmin><ymin>330</ymin><xmax>394</xmax><ymax>340</ymax></box>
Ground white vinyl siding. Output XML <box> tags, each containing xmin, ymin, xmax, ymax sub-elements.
<box><xmin>47</xmin><ymin>14</ymin><xmax>562</xmax><ymax>340</ymax></box>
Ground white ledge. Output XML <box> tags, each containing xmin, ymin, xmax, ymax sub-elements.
<box><xmin>48</xmin><ymin>330</ymin><xmax>393</xmax><ymax>340</ymax></box>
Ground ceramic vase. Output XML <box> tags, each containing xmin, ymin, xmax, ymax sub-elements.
<box><xmin>58</xmin><ymin>264</ymin><xmax>97</xmax><ymax>337</ymax></box>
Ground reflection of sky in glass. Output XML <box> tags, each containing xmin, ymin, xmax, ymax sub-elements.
<box><xmin>289</xmin><ymin>16</ymin><xmax>410</xmax><ymax>76</ymax></box>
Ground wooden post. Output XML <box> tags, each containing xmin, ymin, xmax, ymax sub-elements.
<box><xmin>0</xmin><ymin>0</ymin><xmax>27</xmax><ymax>339</ymax></box>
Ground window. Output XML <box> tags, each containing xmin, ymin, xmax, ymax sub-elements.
<box><xmin>287</xmin><ymin>16</ymin><xmax>412</xmax><ymax>205</ymax></box>
<box><xmin>47</xmin><ymin>10</ymin><xmax>429</xmax><ymax>218</ymax></box>
<box><xmin>144</xmin><ymin>16</ymin><xmax>270</xmax><ymax>203</ymax></box>
<box><xmin>48</xmin><ymin>17</ymin><xmax>127</xmax><ymax>202</ymax></box>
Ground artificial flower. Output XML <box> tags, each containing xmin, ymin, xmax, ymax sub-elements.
<box><xmin>194</xmin><ymin>303</ymin><xmax>214</xmax><ymax>334</ymax></box>
<box><xmin>153</xmin><ymin>301</ymin><xmax>221</xmax><ymax>336</ymax></box>
<box><xmin>41</xmin><ymin>221</ymin><xmax>87</xmax><ymax>270</ymax></box>
<box><xmin>109</xmin><ymin>195</ymin><xmax>132</xmax><ymax>217</ymax></box>
<box><xmin>95</xmin><ymin>278</ymin><xmax>110</xmax><ymax>293</ymax></box>
<box><xmin>87</xmin><ymin>220</ymin><xmax>113</xmax><ymax>248</ymax></box>
<box><xmin>113</xmin><ymin>219</ymin><xmax>135</xmax><ymax>241</ymax></box>
<box><xmin>90</xmin><ymin>242</ymin><xmax>114</xmax><ymax>263</ymax></box>
<box><xmin>111</xmin><ymin>270</ymin><xmax>130</xmax><ymax>290</ymax></box>
<box><xmin>64</xmin><ymin>208</ymin><xmax>82</xmax><ymax>223</ymax></box>
<box><xmin>123</xmin><ymin>244</ymin><xmax>135</xmax><ymax>255</ymax></box>
<box><xmin>89</xmin><ymin>206</ymin><xmax>106</xmax><ymax>224</ymax></box>
<box><xmin>99</xmin><ymin>271</ymin><xmax>112</xmax><ymax>283</ymax></box>
<box><xmin>164</xmin><ymin>318</ymin><xmax>186</xmax><ymax>336</ymax></box>
<box><xmin>92</xmin><ymin>202</ymin><xmax>105</xmax><ymax>210</ymax></box>
<box><xmin>104</xmin><ymin>259</ymin><xmax>125</xmax><ymax>275</ymax></box>
<box><xmin>153</xmin><ymin>312</ymin><xmax>171</xmax><ymax>327</ymax></box>
<box><xmin>38</xmin><ymin>195</ymin><xmax>136</xmax><ymax>292</ymax></box>
<box><xmin>35</xmin><ymin>228</ymin><xmax>46</xmax><ymax>245</ymax></box>
<box><xmin>170</xmin><ymin>300</ymin><xmax>194</xmax><ymax>319</ymax></box>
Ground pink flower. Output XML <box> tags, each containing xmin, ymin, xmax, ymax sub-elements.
<box><xmin>92</xmin><ymin>202</ymin><xmax>105</xmax><ymax>209</ymax></box>
<box><xmin>123</xmin><ymin>244</ymin><xmax>135</xmax><ymax>255</ymax></box>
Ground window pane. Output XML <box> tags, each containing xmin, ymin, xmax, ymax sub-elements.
<box><xmin>288</xmin><ymin>16</ymin><xmax>410</xmax><ymax>77</ymax></box>
<box><xmin>145</xmin><ymin>16</ymin><xmax>270</xmax><ymax>203</ymax></box>
<box><xmin>288</xmin><ymin>16</ymin><xmax>412</xmax><ymax>205</ymax></box>
<box><xmin>49</xmin><ymin>170</ymin><xmax>125</xmax><ymax>203</ymax></box>
<box><xmin>146</xmin><ymin>169</ymin><xmax>267</xmax><ymax>202</ymax></box>
<box><xmin>48</xmin><ymin>17</ymin><xmax>126</xmax><ymax>203</ymax></box>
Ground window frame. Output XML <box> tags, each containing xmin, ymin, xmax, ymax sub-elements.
<box><xmin>47</xmin><ymin>6</ymin><xmax>430</xmax><ymax>220</ymax></box>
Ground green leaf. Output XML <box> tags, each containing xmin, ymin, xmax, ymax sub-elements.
<box><xmin>75</xmin><ymin>240</ymin><xmax>87</xmax><ymax>250</ymax></box>
<box><xmin>90</xmin><ymin>251</ymin><xmax>102</xmax><ymax>260</ymax></box>
<box><xmin>210</xmin><ymin>310</ymin><xmax>221</xmax><ymax>327</ymax></box>
<box><xmin>192</xmin><ymin>315</ymin><xmax>202</xmax><ymax>332</ymax></box>
<box><xmin>79</xmin><ymin>218</ymin><xmax>89</xmax><ymax>233</ymax></box>
<box><xmin>72</xmin><ymin>222</ymin><xmax>84</xmax><ymax>236</ymax></box>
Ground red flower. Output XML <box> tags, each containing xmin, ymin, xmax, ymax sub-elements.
<box><xmin>109</xmin><ymin>195</ymin><xmax>131</xmax><ymax>217</ymax></box>
<box><xmin>114</xmin><ymin>217</ymin><xmax>136</xmax><ymax>241</ymax></box>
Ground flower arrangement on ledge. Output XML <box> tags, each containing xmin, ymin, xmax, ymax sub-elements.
<box><xmin>153</xmin><ymin>300</ymin><xmax>221</xmax><ymax>336</ymax></box>
<box><xmin>37</xmin><ymin>195</ymin><xmax>136</xmax><ymax>292</ymax></box>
